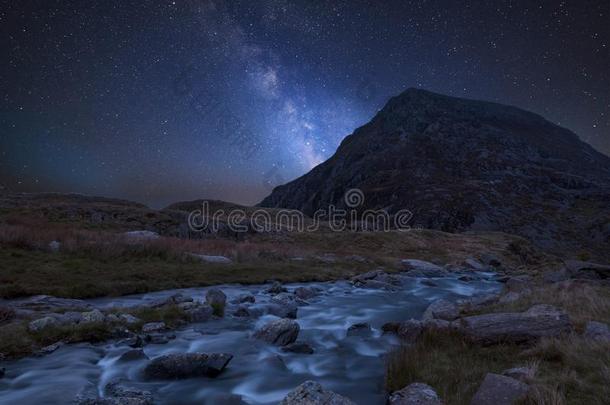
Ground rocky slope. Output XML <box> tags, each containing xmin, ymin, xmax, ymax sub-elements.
<box><xmin>259</xmin><ymin>89</ymin><xmax>610</xmax><ymax>259</ymax></box>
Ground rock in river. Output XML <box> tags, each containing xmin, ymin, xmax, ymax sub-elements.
<box><xmin>280</xmin><ymin>380</ymin><xmax>355</xmax><ymax>405</ymax></box>
<box><xmin>254</xmin><ymin>318</ymin><xmax>300</xmax><ymax>346</ymax></box>
<box><xmin>144</xmin><ymin>352</ymin><xmax>233</xmax><ymax>379</ymax></box>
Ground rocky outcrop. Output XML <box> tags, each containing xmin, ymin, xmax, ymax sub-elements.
<box><xmin>460</xmin><ymin>304</ymin><xmax>572</xmax><ymax>344</ymax></box>
<box><xmin>144</xmin><ymin>352</ymin><xmax>233</xmax><ymax>379</ymax></box>
<box><xmin>254</xmin><ymin>318</ymin><xmax>300</xmax><ymax>346</ymax></box>
<box><xmin>470</xmin><ymin>373</ymin><xmax>529</xmax><ymax>405</ymax></box>
<box><xmin>388</xmin><ymin>383</ymin><xmax>442</xmax><ymax>405</ymax></box>
<box><xmin>280</xmin><ymin>381</ymin><xmax>355</xmax><ymax>405</ymax></box>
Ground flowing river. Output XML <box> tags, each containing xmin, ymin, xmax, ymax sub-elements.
<box><xmin>0</xmin><ymin>272</ymin><xmax>501</xmax><ymax>404</ymax></box>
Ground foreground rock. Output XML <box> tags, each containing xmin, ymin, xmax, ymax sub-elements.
<box><xmin>470</xmin><ymin>373</ymin><xmax>529</xmax><ymax>405</ymax></box>
<box><xmin>388</xmin><ymin>382</ymin><xmax>441</xmax><ymax>405</ymax></box>
<box><xmin>460</xmin><ymin>304</ymin><xmax>572</xmax><ymax>344</ymax></box>
<box><xmin>422</xmin><ymin>299</ymin><xmax>460</xmax><ymax>321</ymax></box>
<box><xmin>77</xmin><ymin>380</ymin><xmax>154</xmax><ymax>405</ymax></box>
<box><xmin>254</xmin><ymin>318</ymin><xmax>299</xmax><ymax>346</ymax></box>
<box><xmin>144</xmin><ymin>352</ymin><xmax>233</xmax><ymax>379</ymax></box>
<box><xmin>280</xmin><ymin>380</ymin><xmax>355</xmax><ymax>405</ymax></box>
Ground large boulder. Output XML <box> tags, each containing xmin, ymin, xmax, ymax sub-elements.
<box><xmin>254</xmin><ymin>318</ymin><xmax>299</xmax><ymax>346</ymax></box>
<box><xmin>205</xmin><ymin>288</ymin><xmax>227</xmax><ymax>308</ymax></box>
<box><xmin>401</xmin><ymin>260</ymin><xmax>448</xmax><ymax>278</ymax></box>
<box><xmin>460</xmin><ymin>304</ymin><xmax>572</xmax><ymax>344</ymax></box>
<box><xmin>144</xmin><ymin>352</ymin><xmax>233</xmax><ymax>379</ymax></box>
<box><xmin>422</xmin><ymin>299</ymin><xmax>460</xmax><ymax>321</ymax></box>
<box><xmin>470</xmin><ymin>373</ymin><xmax>529</xmax><ymax>405</ymax></box>
<box><xmin>280</xmin><ymin>381</ymin><xmax>355</xmax><ymax>405</ymax></box>
<box><xmin>388</xmin><ymin>382</ymin><xmax>442</xmax><ymax>405</ymax></box>
<box><xmin>294</xmin><ymin>286</ymin><xmax>319</xmax><ymax>300</ymax></box>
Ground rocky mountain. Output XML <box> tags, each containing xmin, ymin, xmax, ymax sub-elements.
<box><xmin>259</xmin><ymin>89</ymin><xmax>610</xmax><ymax>259</ymax></box>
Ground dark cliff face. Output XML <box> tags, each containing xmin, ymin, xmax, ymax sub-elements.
<box><xmin>259</xmin><ymin>88</ymin><xmax>610</xmax><ymax>257</ymax></box>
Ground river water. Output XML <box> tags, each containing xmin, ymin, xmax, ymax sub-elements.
<box><xmin>0</xmin><ymin>272</ymin><xmax>501</xmax><ymax>404</ymax></box>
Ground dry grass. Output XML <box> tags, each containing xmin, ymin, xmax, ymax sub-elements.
<box><xmin>475</xmin><ymin>282</ymin><xmax>610</xmax><ymax>330</ymax></box>
<box><xmin>386</xmin><ymin>282</ymin><xmax>610</xmax><ymax>405</ymax></box>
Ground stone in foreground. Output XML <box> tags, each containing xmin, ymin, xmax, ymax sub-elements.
<box><xmin>254</xmin><ymin>318</ymin><xmax>299</xmax><ymax>346</ymax></box>
<box><xmin>388</xmin><ymin>382</ymin><xmax>441</xmax><ymax>405</ymax></box>
<box><xmin>144</xmin><ymin>352</ymin><xmax>233</xmax><ymax>379</ymax></box>
<box><xmin>470</xmin><ymin>373</ymin><xmax>529</xmax><ymax>405</ymax></box>
<box><xmin>280</xmin><ymin>380</ymin><xmax>355</xmax><ymax>405</ymax></box>
<box><xmin>422</xmin><ymin>299</ymin><xmax>460</xmax><ymax>321</ymax></box>
<box><xmin>460</xmin><ymin>304</ymin><xmax>572</xmax><ymax>344</ymax></box>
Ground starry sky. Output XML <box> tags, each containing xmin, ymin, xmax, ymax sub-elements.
<box><xmin>1</xmin><ymin>0</ymin><xmax>609</xmax><ymax>208</ymax></box>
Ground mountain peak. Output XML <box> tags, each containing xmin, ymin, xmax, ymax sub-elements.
<box><xmin>259</xmin><ymin>89</ymin><xmax>610</xmax><ymax>257</ymax></box>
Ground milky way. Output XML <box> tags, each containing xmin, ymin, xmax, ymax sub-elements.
<box><xmin>1</xmin><ymin>0</ymin><xmax>609</xmax><ymax>207</ymax></box>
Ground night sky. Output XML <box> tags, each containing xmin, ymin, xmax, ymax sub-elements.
<box><xmin>2</xmin><ymin>0</ymin><xmax>609</xmax><ymax>208</ymax></box>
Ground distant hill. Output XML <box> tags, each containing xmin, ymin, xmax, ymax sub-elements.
<box><xmin>259</xmin><ymin>88</ymin><xmax>610</xmax><ymax>259</ymax></box>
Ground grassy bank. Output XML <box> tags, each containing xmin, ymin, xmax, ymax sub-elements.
<box><xmin>385</xmin><ymin>282</ymin><xmax>610</xmax><ymax>404</ymax></box>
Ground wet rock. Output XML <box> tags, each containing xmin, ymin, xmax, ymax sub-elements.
<box><xmin>184</xmin><ymin>304</ymin><xmax>213</xmax><ymax>322</ymax></box>
<box><xmin>351</xmin><ymin>269</ymin><xmax>401</xmax><ymax>287</ymax></box>
<box><xmin>502</xmin><ymin>366</ymin><xmax>534</xmax><ymax>382</ymax></box>
<box><xmin>81</xmin><ymin>309</ymin><xmax>105</xmax><ymax>324</ymax></box>
<box><xmin>463</xmin><ymin>258</ymin><xmax>487</xmax><ymax>271</ymax></box>
<box><xmin>267</xmin><ymin>303</ymin><xmax>298</xmax><ymax>319</ymax></box>
<box><xmin>356</xmin><ymin>279</ymin><xmax>399</xmax><ymax>291</ymax></box>
<box><xmin>141</xmin><ymin>322</ymin><xmax>166</xmax><ymax>333</ymax></box>
<box><xmin>35</xmin><ymin>341</ymin><xmax>63</xmax><ymax>357</ymax></box>
<box><xmin>233</xmin><ymin>306</ymin><xmax>252</xmax><ymax>317</ymax></box>
<box><xmin>346</xmin><ymin>322</ymin><xmax>372</xmax><ymax>337</ymax></box>
<box><xmin>104</xmin><ymin>380</ymin><xmax>154</xmax><ymax>405</ymax></box>
<box><xmin>280</xmin><ymin>380</ymin><xmax>355</xmax><ymax>405</ymax></box>
<box><xmin>470</xmin><ymin>373</ymin><xmax>529</xmax><ymax>405</ymax></box>
<box><xmin>205</xmin><ymin>288</ymin><xmax>227</xmax><ymax>308</ymax></box>
<box><xmin>119</xmin><ymin>314</ymin><xmax>141</xmax><ymax>324</ymax></box>
<box><xmin>421</xmin><ymin>279</ymin><xmax>439</xmax><ymax>287</ymax></box>
<box><xmin>28</xmin><ymin>316</ymin><xmax>59</xmax><ymax>332</ymax></box>
<box><xmin>118</xmin><ymin>349</ymin><xmax>148</xmax><ymax>362</ymax></box>
<box><xmin>422</xmin><ymin>299</ymin><xmax>460</xmax><ymax>321</ymax></box>
<box><xmin>145</xmin><ymin>333</ymin><xmax>175</xmax><ymax>345</ymax></box>
<box><xmin>583</xmin><ymin>321</ymin><xmax>610</xmax><ymax>342</ymax></box>
<box><xmin>235</xmin><ymin>293</ymin><xmax>256</xmax><ymax>304</ymax></box>
<box><xmin>254</xmin><ymin>318</ymin><xmax>300</xmax><ymax>346</ymax></box>
<box><xmin>125</xmin><ymin>335</ymin><xmax>144</xmax><ymax>348</ymax></box>
<box><xmin>401</xmin><ymin>259</ymin><xmax>448</xmax><ymax>278</ymax></box>
<box><xmin>168</xmin><ymin>293</ymin><xmax>193</xmax><ymax>304</ymax></box>
<box><xmin>294</xmin><ymin>286</ymin><xmax>319</xmax><ymax>300</ymax></box>
<box><xmin>388</xmin><ymin>382</ymin><xmax>441</xmax><ymax>405</ymax></box>
<box><xmin>265</xmin><ymin>281</ymin><xmax>287</xmax><ymax>294</ymax></box>
<box><xmin>460</xmin><ymin>304</ymin><xmax>572</xmax><ymax>344</ymax></box>
<box><xmin>281</xmin><ymin>342</ymin><xmax>314</xmax><ymax>354</ymax></box>
<box><xmin>144</xmin><ymin>352</ymin><xmax>233</xmax><ymax>379</ymax></box>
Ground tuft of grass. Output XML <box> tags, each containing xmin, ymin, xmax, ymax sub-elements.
<box><xmin>385</xmin><ymin>328</ymin><xmax>521</xmax><ymax>403</ymax></box>
<box><xmin>210</xmin><ymin>302</ymin><xmax>225</xmax><ymax>317</ymax></box>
